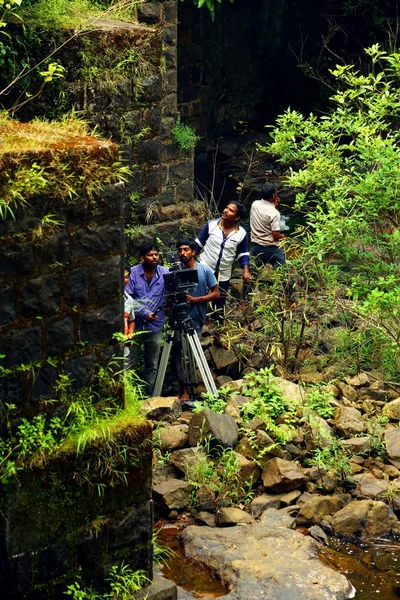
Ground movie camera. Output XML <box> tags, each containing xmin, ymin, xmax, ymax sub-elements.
<box><xmin>162</xmin><ymin>252</ymin><xmax>199</xmax><ymax>326</ymax></box>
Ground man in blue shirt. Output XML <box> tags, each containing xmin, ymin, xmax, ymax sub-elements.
<box><xmin>125</xmin><ymin>242</ymin><xmax>169</xmax><ymax>395</ymax></box>
<box><xmin>174</xmin><ymin>239</ymin><xmax>219</xmax><ymax>399</ymax></box>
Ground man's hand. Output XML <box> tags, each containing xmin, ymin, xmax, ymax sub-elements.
<box><xmin>147</xmin><ymin>312</ymin><xmax>158</xmax><ymax>321</ymax></box>
<box><xmin>242</xmin><ymin>266</ymin><xmax>252</xmax><ymax>284</ymax></box>
<box><xmin>186</xmin><ymin>294</ymin><xmax>198</xmax><ymax>304</ymax></box>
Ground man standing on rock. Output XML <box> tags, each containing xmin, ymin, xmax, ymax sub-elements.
<box><xmin>250</xmin><ymin>183</ymin><xmax>285</xmax><ymax>268</ymax></box>
<box><xmin>195</xmin><ymin>201</ymin><xmax>252</xmax><ymax>315</ymax></box>
<box><xmin>125</xmin><ymin>242</ymin><xmax>169</xmax><ymax>395</ymax></box>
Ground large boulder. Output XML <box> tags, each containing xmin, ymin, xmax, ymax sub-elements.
<box><xmin>331</xmin><ymin>499</ymin><xmax>397</xmax><ymax>538</ymax></box>
<box><xmin>180</xmin><ymin>523</ymin><xmax>355</xmax><ymax>600</ymax></box>
<box><xmin>354</xmin><ymin>473</ymin><xmax>388</xmax><ymax>499</ymax></box>
<box><xmin>296</xmin><ymin>494</ymin><xmax>348</xmax><ymax>526</ymax></box>
<box><xmin>262</xmin><ymin>458</ymin><xmax>309</xmax><ymax>493</ymax></box>
<box><xmin>334</xmin><ymin>406</ymin><xmax>365</xmax><ymax>437</ymax></box>
<box><xmin>188</xmin><ymin>409</ymin><xmax>239</xmax><ymax>448</ymax></box>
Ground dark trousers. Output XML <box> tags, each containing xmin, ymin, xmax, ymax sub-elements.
<box><xmin>251</xmin><ymin>243</ymin><xmax>285</xmax><ymax>269</ymax></box>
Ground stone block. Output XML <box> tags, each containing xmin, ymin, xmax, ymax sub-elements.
<box><xmin>32</xmin><ymin>366</ymin><xmax>58</xmax><ymax>401</ymax></box>
<box><xmin>142</xmin><ymin>165</ymin><xmax>163</xmax><ymax>196</ymax></box>
<box><xmin>163</xmin><ymin>1</ymin><xmax>178</xmax><ymax>24</ymax></box>
<box><xmin>143</xmin><ymin>106</ymin><xmax>162</xmax><ymax>135</ymax></box>
<box><xmin>137</xmin><ymin>74</ymin><xmax>163</xmax><ymax>103</ymax></box>
<box><xmin>168</xmin><ymin>161</ymin><xmax>193</xmax><ymax>185</ymax></box>
<box><xmin>137</xmin><ymin>137</ymin><xmax>163</xmax><ymax>165</ymax></box>
<box><xmin>163</xmin><ymin>25</ymin><xmax>177</xmax><ymax>46</ymax></box>
<box><xmin>160</xmin><ymin>116</ymin><xmax>175</xmax><ymax>139</ymax></box>
<box><xmin>177</xmin><ymin>180</ymin><xmax>194</xmax><ymax>202</ymax></box>
<box><xmin>48</xmin><ymin>317</ymin><xmax>75</xmax><ymax>355</ymax></box>
<box><xmin>163</xmin><ymin>69</ymin><xmax>177</xmax><ymax>95</ymax></box>
<box><xmin>0</xmin><ymin>374</ymin><xmax>24</xmax><ymax>409</ymax></box>
<box><xmin>80</xmin><ymin>300</ymin><xmax>123</xmax><ymax>345</ymax></box>
<box><xmin>20</xmin><ymin>274</ymin><xmax>61</xmax><ymax>318</ymax></box>
<box><xmin>35</xmin><ymin>232</ymin><xmax>71</xmax><ymax>268</ymax></box>
<box><xmin>161</xmin><ymin>93</ymin><xmax>177</xmax><ymax>116</ymax></box>
<box><xmin>72</xmin><ymin>224</ymin><xmax>123</xmax><ymax>258</ymax></box>
<box><xmin>0</xmin><ymin>241</ymin><xmax>35</xmax><ymax>277</ymax></box>
<box><xmin>65</xmin><ymin>267</ymin><xmax>89</xmax><ymax>308</ymax></box>
<box><xmin>92</xmin><ymin>255</ymin><xmax>123</xmax><ymax>301</ymax></box>
<box><xmin>0</xmin><ymin>281</ymin><xmax>15</xmax><ymax>325</ymax></box>
<box><xmin>164</xmin><ymin>47</ymin><xmax>177</xmax><ymax>70</ymax></box>
<box><xmin>137</xmin><ymin>2</ymin><xmax>161</xmax><ymax>25</ymax></box>
<box><xmin>4</xmin><ymin>326</ymin><xmax>42</xmax><ymax>367</ymax></box>
<box><xmin>63</xmin><ymin>352</ymin><xmax>95</xmax><ymax>389</ymax></box>
<box><xmin>93</xmin><ymin>182</ymin><xmax>125</xmax><ymax>220</ymax></box>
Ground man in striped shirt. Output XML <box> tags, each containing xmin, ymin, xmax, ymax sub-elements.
<box><xmin>195</xmin><ymin>201</ymin><xmax>251</xmax><ymax>313</ymax></box>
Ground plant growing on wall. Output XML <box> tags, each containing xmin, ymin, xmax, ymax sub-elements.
<box><xmin>172</xmin><ymin>115</ymin><xmax>199</xmax><ymax>149</ymax></box>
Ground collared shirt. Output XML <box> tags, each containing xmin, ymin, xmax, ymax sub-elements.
<box><xmin>250</xmin><ymin>200</ymin><xmax>281</xmax><ymax>247</ymax></box>
<box><xmin>186</xmin><ymin>262</ymin><xmax>218</xmax><ymax>329</ymax></box>
<box><xmin>125</xmin><ymin>264</ymin><xmax>169</xmax><ymax>333</ymax></box>
<box><xmin>195</xmin><ymin>218</ymin><xmax>250</xmax><ymax>282</ymax></box>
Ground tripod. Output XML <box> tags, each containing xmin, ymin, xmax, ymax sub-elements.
<box><xmin>153</xmin><ymin>315</ymin><xmax>218</xmax><ymax>399</ymax></box>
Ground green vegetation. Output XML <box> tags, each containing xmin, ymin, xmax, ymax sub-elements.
<box><xmin>65</xmin><ymin>562</ymin><xmax>150</xmax><ymax>600</ymax></box>
<box><xmin>304</xmin><ymin>385</ymin><xmax>335</xmax><ymax>419</ymax></box>
<box><xmin>172</xmin><ymin>116</ymin><xmax>199</xmax><ymax>150</ymax></box>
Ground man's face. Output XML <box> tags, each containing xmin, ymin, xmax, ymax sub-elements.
<box><xmin>177</xmin><ymin>245</ymin><xmax>195</xmax><ymax>264</ymax></box>
<box><xmin>141</xmin><ymin>249</ymin><xmax>159</xmax><ymax>267</ymax></box>
<box><xmin>124</xmin><ymin>270</ymin><xmax>130</xmax><ymax>286</ymax></box>
<box><xmin>222</xmin><ymin>203</ymin><xmax>239</xmax><ymax>221</ymax></box>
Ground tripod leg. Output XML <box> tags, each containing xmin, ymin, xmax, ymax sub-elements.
<box><xmin>186</xmin><ymin>332</ymin><xmax>219</xmax><ymax>397</ymax></box>
<box><xmin>181</xmin><ymin>335</ymin><xmax>197</xmax><ymax>398</ymax></box>
<box><xmin>153</xmin><ymin>335</ymin><xmax>173</xmax><ymax>397</ymax></box>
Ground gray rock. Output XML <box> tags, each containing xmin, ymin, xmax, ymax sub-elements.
<box><xmin>188</xmin><ymin>409</ymin><xmax>238</xmax><ymax>448</ymax></box>
<box><xmin>231</xmin><ymin>452</ymin><xmax>260</xmax><ymax>486</ymax></box>
<box><xmin>345</xmin><ymin>373</ymin><xmax>369</xmax><ymax>388</ymax></box>
<box><xmin>383</xmin><ymin>398</ymin><xmax>400</xmax><ymax>421</ymax></box>
<box><xmin>278</xmin><ymin>490</ymin><xmax>302</xmax><ymax>506</ymax></box>
<box><xmin>262</xmin><ymin>458</ymin><xmax>309</xmax><ymax>493</ymax></box>
<box><xmin>136</xmin><ymin>573</ymin><xmax>177</xmax><ymax>600</ymax></box>
<box><xmin>216</xmin><ymin>507</ymin><xmax>254</xmax><ymax>526</ymax></box>
<box><xmin>384</xmin><ymin>428</ymin><xmax>400</xmax><ymax>460</ymax></box>
<box><xmin>275</xmin><ymin>377</ymin><xmax>305</xmax><ymax>406</ymax></box>
<box><xmin>334</xmin><ymin>406</ymin><xmax>365</xmax><ymax>437</ymax></box>
<box><xmin>159</xmin><ymin>424</ymin><xmax>189</xmax><ymax>451</ymax></box>
<box><xmin>260</xmin><ymin>507</ymin><xmax>295</xmax><ymax>529</ymax></box>
<box><xmin>309</xmin><ymin>525</ymin><xmax>329</xmax><ymax>546</ymax></box>
<box><xmin>142</xmin><ymin>397</ymin><xmax>182</xmax><ymax>422</ymax></box>
<box><xmin>296</xmin><ymin>494</ymin><xmax>348</xmax><ymax>525</ymax></box>
<box><xmin>180</xmin><ymin>523</ymin><xmax>354</xmax><ymax>600</ymax></box>
<box><xmin>250</xmin><ymin>494</ymin><xmax>281</xmax><ymax>517</ymax></box>
<box><xmin>153</xmin><ymin>463</ymin><xmax>180</xmax><ymax>485</ymax></box>
<box><xmin>354</xmin><ymin>473</ymin><xmax>388</xmax><ymax>499</ymax></box>
<box><xmin>331</xmin><ymin>499</ymin><xmax>397</xmax><ymax>538</ymax></box>
<box><xmin>341</xmin><ymin>437</ymin><xmax>371</xmax><ymax>454</ymax></box>
<box><xmin>195</xmin><ymin>511</ymin><xmax>217</xmax><ymax>527</ymax></box>
<box><xmin>153</xmin><ymin>479</ymin><xmax>193</xmax><ymax>511</ymax></box>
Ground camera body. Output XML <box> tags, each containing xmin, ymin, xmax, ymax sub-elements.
<box><xmin>163</xmin><ymin>252</ymin><xmax>199</xmax><ymax>329</ymax></box>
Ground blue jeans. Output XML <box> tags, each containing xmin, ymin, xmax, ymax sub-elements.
<box><xmin>251</xmin><ymin>244</ymin><xmax>285</xmax><ymax>269</ymax></box>
<box><xmin>129</xmin><ymin>330</ymin><xmax>163</xmax><ymax>395</ymax></box>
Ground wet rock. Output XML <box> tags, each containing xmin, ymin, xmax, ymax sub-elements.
<box><xmin>334</xmin><ymin>406</ymin><xmax>365</xmax><ymax>437</ymax></box>
<box><xmin>296</xmin><ymin>494</ymin><xmax>348</xmax><ymax>525</ymax></box>
<box><xmin>216</xmin><ymin>507</ymin><xmax>254</xmax><ymax>526</ymax></box>
<box><xmin>331</xmin><ymin>499</ymin><xmax>397</xmax><ymax>538</ymax></box>
<box><xmin>168</xmin><ymin>447</ymin><xmax>208</xmax><ymax>476</ymax></box>
<box><xmin>188</xmin><ymin>410</ymin><xmax>238</xmax><ymax>448</ymax></box>
<box><xmin>383</xmin><ymin>398</ymin><xmax>400</xmax><ymax>421</ymax></box>
<box><xmin>153</xmin><ymin>479</ymin><xmax>194</xmax><ymax>512</ymax></box>
<box><xmin>250</xmin><ymin>494</ymin><xmax>281</xmax><ymax>517</ymax></box>
<box><xmin>142</xmin><ymin>397</ymin><xmax>182</xmax><ymax>422</ymax></box>
<box><xmin>159</xmin><ymin>424</ymin><xmax>189</xmax><ymax>451</ymax></box>
<box><xmin>180</xmin><ymin>523</ymin><xmax>354</xmax><ymax>600</ymax></box>
<box><xmin>354</xmin><ymin>473</ymin><xmax>388</xmax><ymax>499</ymax></box>
<box><xmin>262</xmin><ymin>458</ymin><xmax>309</xmax><ymax>493</ymax></box>
<box><xmin>260</xmin><ymin>507</ymin><xmax>295</xmax><ymax>529</ymax></box>
<box><xmin>385</xmin><ymin>428</ymin><xmax>400</xmax><ymax>460</ymax></box>
<box><xmin>309</xmin><ymin>525</ymin><xmax>329</xmax><ymax>546</ymax></box>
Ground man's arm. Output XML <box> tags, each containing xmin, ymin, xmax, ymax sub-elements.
<box><xmin>194</xmin><ymin>222</ymin><xmax>210</xmax><ymax>255</ymax></box>
<box><xmin>187</xmin><ymin>284</ymin><xmax>219</xmax><ymax>304</ymax></box>
<box><xmin>272</xmin><ymin>230</ymin><xmax>285</xmax><ymax>241</ymax></box>
<box><xmin>236</xmin><ymin>232</ymin><xmax>252</xmax><ymax>283</ymax></box>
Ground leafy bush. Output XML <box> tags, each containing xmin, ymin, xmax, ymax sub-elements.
<box><xmin>172</xmin><ymin>116</ymin><xmax>199</xmax><ymax>149</ymax></box>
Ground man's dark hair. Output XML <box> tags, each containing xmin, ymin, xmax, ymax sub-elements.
<box><xmin>139</xmin><ymin>242</ymin><xmax>160</xmax><ymax>257</ymax></box>
<box><xmin>176</xmin><ymin>238</ymin><xmax>197</xmax><ymax>252</ymax></box>
<box><xmin>261</xmin><ymin>183</ymin><xmax>277</xmax><ymax>200</ymax></box>
<box><xmin>228</xmin><ymin>201</ymin><xmax>247</xmax><ymax>219</ymax></box>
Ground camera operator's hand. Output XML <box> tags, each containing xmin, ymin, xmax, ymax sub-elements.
<box><xmin>147</xmin><ymin>312</ymin><xmax>158</xmax><ymax>321</ymax></box>
<box><xmin>186</xmin><ymin>294</ymin><xmax>198</xmax><ymax>304</ymax></box>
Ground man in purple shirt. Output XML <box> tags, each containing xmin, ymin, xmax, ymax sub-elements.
<box><xmin>125</xmin><ymin>242</ymin><xmax>169</xmax><ymax>395</ymax></box>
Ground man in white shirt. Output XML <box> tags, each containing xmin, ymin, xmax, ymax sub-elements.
<box><xmin>250</xmin><ymin>183</ymin><xmax>285</xmax><ymax>268</ymax></box>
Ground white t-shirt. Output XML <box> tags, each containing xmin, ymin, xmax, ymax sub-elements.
<box><xmin>250</xmin><ymin>200</ymin><xmax>281</xmax><ymax>247</ymax></box>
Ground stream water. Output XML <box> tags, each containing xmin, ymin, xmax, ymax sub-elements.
<box><xmin>156</xmin><ymin>522</ymin><xmax>400</xmax><ymax>599</ymax></box>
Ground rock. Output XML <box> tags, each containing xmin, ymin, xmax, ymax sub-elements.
<box><xmin>304</xmin><ymin>415</ymin><xmax>333</xmax><ymax>449</ymax></box>
<box><xmin>385</xmin><ymin>428</ymin><xmax>400</xmax><ymax>460</ymax></box>
<box><xmin>275</xmin><ymin>377</ymin><xmax>305</xmax><ymax>406</ymax></box>
<box><xmin>296</xmin><ymin>494</ymin><xmax>348</xmax><ymax>525</ymax></box>
<box><xmin>209</xmin><ymin>346</ymin><xmax>240</xmax><ymax>375</ymax></box>
<box><xmin>142</xmin><ymin>397</ymin><xmax>182</xmax><ymax>422</ymax></box>
<box><xmin>196</xmin><ymin>486</ymin><xmax>218</xmax><ymax>512</ymax></box>
<box><xmin>299</xmin><ymin>371</ymin><xmax>325</xmax><ymax>384</ymax></box>
<box><xmin>234</xmin><ymin>436</ymin><xmax>257</xmax><ymax>460</ymax></box>
<box><xmin>168</xmin><ymin>447</ymin><xmax>208</xmax><ymax>476</ymax></box>
<box><xmin>309</xmin><ymin>525</ymin><xmax>329</xmax><ymax>546</ymax></box>
<box><xmin>278</xmin><ymin>490</ymin><xmax>302</xmax><ymax>506</ymax></box>
<box><xmin>354</xmin><ymin>473</ymin><xmax>388</xmax><ymax>499</ymax></box>
<box><xmin>260</xmin><ymin>507</ymin><xmax>295</xmax><ymax>529</ymax></box>
<box><xmin>337</xmin><ymin>383</ymin><xmax>358</xmax><ymax>403</ymax></box>
<box><xmin>250</xmin><ymin>493</ymin><xmax>281</xmax><ymax>517</ymax></box>
<box><xmin>153</xmin><ymin>463</ymin><xmax>180</xmax><ymax>485</ymax></box>
<box><xmin>341</xmin><ymin>437</ymin><xmax>371</xmax><ymax>454</ymax></box>
<box><xmin>224</xmin><ymin>394</ymin><xmax>249</xmax><ymax>421</ymax></box>
<box><xmin>188</xmin><ymin>409</ymin><xmax>239</xmax><ymax>448</ymax></box>
<box><xmin>215</xmin><ymin>375</ymin><xmax>233</xmax><ymax>387</ymax></box>
<box><xmin>180</xmin><ymin>523</ymin><xmax>354</xmax><ymax>600</ymax></box>
<box><xmin>262</xmin><ymin>457</ymin><xmax>309</xmax><ymax>493</ymax></box>
<box><xmin>359</xmin><ymin>388</ymin><xmax>392</xmax><ymax>402</ymax></box>
<box><xmin>159</xmin><ymin>424</ymin><xmax>189</xmax><ymax>450</ymax></box>
<box><xmin>383</xmin><ymin>398</ymin><xmax>400</xmax><ymax>421</ymax></box>
<box><xmin>136</xmin><ymin>573</ymin><xmax>177</xmax><ymax>600</ymax></box>
<box><xmin>225</xmin><ymin>378</ymin><xmax>245</xmax><ymax>393</ymax></box>
<box><xmin>195</xmin><ymin>511</ymin><xmax>217</xmax><ymax>527</ymax></box>
<box><xmin>331</xmin><ymin>499</ymin><xmax>397</xmax><ymax>538</ymax></box>
<box><xmin>345</xmin><ymin>373</ymin><xmax>370</xmax><ymax>387</ymax></box>
<box><xmin>152</xmin><ymin>479</ymin><xmax>194</xmax><ymax>511</ymax></box>
<box><xmin>216</xmin><ymin>507</ymin><xmax>254</xmax><ymax>526</ymax></box>
<box><xmin>231</xmin><ymin>452</ymin><xmax>260</xmax><ymax>487</ymax></box>
<box><xmin>242</xmin><ymin>417</ymin><xmax>265</xmax><ymax>432</ymax></box>
<box><xmin>334</xmin><ymin>406</ymin><xmax>365</xmax><ymax>437</ymax></box>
